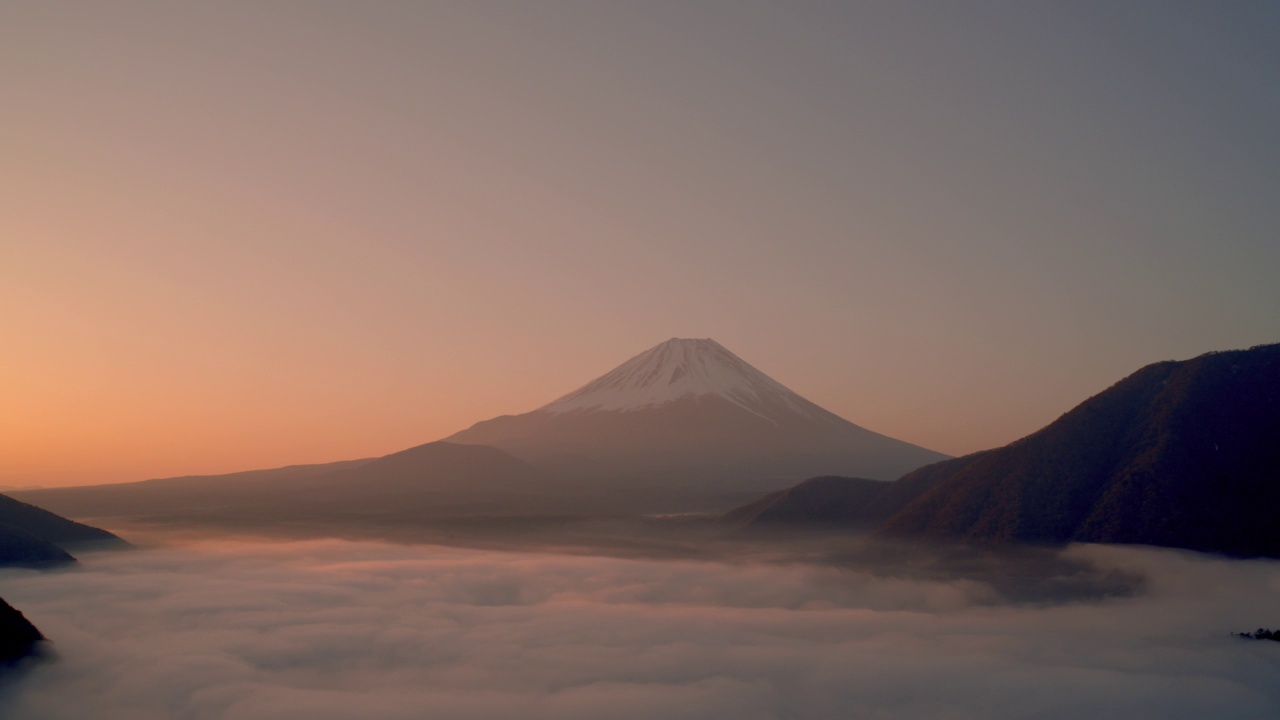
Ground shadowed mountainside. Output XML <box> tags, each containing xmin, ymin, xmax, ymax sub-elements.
<box><xmin>0</xmin><ymin>493</ymin><xmax>126</xmax><ymax>568</ymax></box>
<box><xmin>723</xmin><ymin>476</ymin><xmax>891</xmax><ymax>527</ymax></box>
<box><xmin>0</xmin><ymin>525</ymin><xmax>76</xmax><ymax>569</ymax></box>
<box><xmin>724</xmin><ymin>455</ymin><xmax>991</xmax><ymax>531</ymax></box>
<box><xmin>0</xmin><ymin>598</ymin><xmax>44</xmax><ymax>666</ymax></box>
<box><xmin>730</xmin><ymin>344</ymin><xmax>1280</xmax><ymax>557</ymax></box>
<box><xmin>0</xmin><ymin>493</ymin><xmax>124</xmax><ymax>550</ymax></box>
<box><xmin>880</xmin><ymin>343</ymin><xmax>1280</xmax><ymax>556</ymax></box>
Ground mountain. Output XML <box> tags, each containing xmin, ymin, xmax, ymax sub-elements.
<box><xmin>723</xmin><ymin>476</ymin><xmax>891</xmax><ymax>527</ymax></box>
<box><xmin>878</xmin><ymin>343</ymin><xmax>1280</xmax><ymax>555</ymax></box>
<box><xmin>0</xmin><ymin>493</ymin><xmax>126</xmax><ymax>568</ymax></box>
<box><xmin>12</xmin><ymin>459</ymin><xmax>374</xmax><ymax>519</ymax></box>
<box><xmin>0</xmin><ymin>493</ymin><xmax>124</xmax><ymax>550</ymax></box>
<box><xmin>19</xmin><ymin>340</ymin><xmax>945</xmax><ymax>525</ymax></box>
<box><xmin>728</xmin><ymin>454</ymin><xmax>988</xmax><ymax>530</ymax></box>
<box><xmin>15</xmin><ymin>442</ymin><xmax>573</xmax><ymax>522</ymax></box>
<box><xmin>0</xmin><ymin>525</ymin><xmax>76</xmax><ymax>569</ymax></box>
<box><xmin>446</xmin><ymin>338</ymin><xmax>947</xmax><ymax>483</ymax></box>
<box><xmin>728</xmin><ymin>343</ymin><xmax>1280</xmax><ymax>558</ymax></box>
<box><xmin>0</xmin><ymin>598</ymin><xmax>44</xmax><ymax>665</ymax></box>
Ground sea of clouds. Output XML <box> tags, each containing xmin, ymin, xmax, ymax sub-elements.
<box><xmin>1</xmin><ymin>536</ymin><xmax>1279</xmax><ymax>719</ymax></box>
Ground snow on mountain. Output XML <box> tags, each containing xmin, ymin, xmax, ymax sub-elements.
<box><xmin>444</xmin><ymin>337</ymin><xmax>949</xmax><ymax>483</ymax></box>
<box><xmin>540</xmin><ymin>338</ymin><xmax>820</xmax><ymax>423</ymax></box>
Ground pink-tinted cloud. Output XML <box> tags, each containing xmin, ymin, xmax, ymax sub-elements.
<box><xmin>1</xmin><ymin>539</ymin><xmax>1278</xmax><ymax>719</ymax></box>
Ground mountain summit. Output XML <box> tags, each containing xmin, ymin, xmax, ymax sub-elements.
<box><xmin>17</xmin><ymin>339</ymin><xmax>946</xmax><ymax>523</ymax></box>
<box><xmin>541</xmin><ymin>338</ymin><xmax>833</xmax><ymax>423</ymax></box>
<box><xmin>446</xmin><ymin>338</ymin><xmax>947</xmax><ymax>483</ymax></box>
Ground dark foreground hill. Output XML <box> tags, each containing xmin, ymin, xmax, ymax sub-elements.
<box><xmin>731</xmin><ymin>344</ymin><xmax>1280</xmax><ymax>558</ymax></box>
<box><xmin>0</xmin><ymin>598</ymin><xmax>44</xmax><ymax>665</ymax></box>
<box><xmin>723</xmin><ymin>476</ymin><xmax>892</xmax><ymax>527</ymax></box>
<box><xmin>0</xmin><ymin>493</ymin><xmax>124</xmax><ymax>550</ymax></box>
<box><xmin>722</xmin><ymin>454</ymin><xmax>986</xmax><ymax>532</ymax></box>
<box><xmin>0</xmin><ymin>493</ymin><xmax>126</xmax><ymax>568</ymax></box>
<box><xmin>727</xmin><ymin>457</ymin><xmax>992</xmax><ymax>531</ymax></box>
<box><xmin>0</xmin><ymin>525</ymin><xmax>76</xmax><ymax>569</ymax></box>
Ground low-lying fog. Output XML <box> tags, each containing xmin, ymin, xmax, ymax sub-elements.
<box><xmin>2</xmin><ymin>531</ymin><xmax>1279</xmax><ymax>719</ymax></box>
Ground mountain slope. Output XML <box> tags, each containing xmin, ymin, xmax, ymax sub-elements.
<box><xmin>539</xmin><ymin>337</ymin><xmax>828</xmax><ymax>420</ymax></box>
<box><xmin>723</xmin><ymin>476</ymin><xmax>891</xmax><ymax>527</ymax></box>
<box><xmin>284</xmin><ymin>441</ymin><xmax>554</xmax><ymax>513</ymax></box>
<box><xmin>875</xmin><ymin>343</ymin><xmax>1280</xmax><ymax>556</ymax></box>
<box><xmin>15</xmin><ymin>443</ymin><xmax>562</xmax><ymax>521</ymax></box>
<box><xmin>725</xmin><ymin>454</ymin><xmax>989</xmax><ymax>530</ymax></box>
<box><xmin>0</xmin><ymin>493</ymin><xmax>125</xmax><ymax>556</ymax></box>
<box><xmin>12</xmin><ymin>459</ymin><xmax>373</xmax><ymax>519</ymax></box>
<box><xmin>447</xmin><ymin>338</ymin><xmax>947</xmax><ymax>482</ymax></box>
<box><xmin>0</xmin><ymin>525</ymin><xmax>77</xmax><ymax>568</ymax></box>
<box><xmin>19</xmin><ymin>340</ymin><xmax>947</xmax><ymax>523</ymax></box>
<box><xmin>0</xmin><ymin>598</ymin><xmax>45</xmax><ymax>665</ymax></box>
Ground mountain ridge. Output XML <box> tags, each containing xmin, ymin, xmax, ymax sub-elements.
<box><xmin>0</xmin><ymin>597</ymin><xmax>44</xmax><ymax>666</ymax></box>
<box><xmin>447</xmin><ymin>338</ymin><xmax>948</xmax><ymax>482</ymax></box>
<box><xmin>879</xmin><ymin>343</ymin><xmax>1280</xmax><ymax>554</ymax></box>
<box><xmin>14</xmin><ymin>442</ymin><xmax>553</xmax><ymax>520</ymax></box>
<box><xmin>0</xmin><ymin>492</ymin><xmax>126</xmax><ymax>564</ymax></box>
<box><xmin>18</xmin><ymin>338</ymin><xmax>948</xmax><ymax>522</ymax></box>
<box><xmin>727</xmin><ymin>343</ymin><xmax>1280</xmax><ymax>558</ymax></box>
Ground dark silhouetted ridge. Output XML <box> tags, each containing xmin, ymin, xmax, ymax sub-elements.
<box><xmin>723</xmin><ymin>476</ymin><xmax>890</xmax><ymax>527</ymax></box>
<box><xmin>726</xmin><ymin>455</ymin><xmax>991</xmax><ymax>530</ymax></box>
<box><xmin>0</xmin><ymin>525</ymin><xmax>76</xmax><ymax>569</ymax></box>
<box><xmin>0</xmin><ymin>597</ymin><xmax>45</xmax><ymax>665</ymax></box>
<box><xmin>875</xmin><ymin>343</ymin><xmax>1280</xmax><ymax>556</ymax></box>
<box><xmin>0</xmin><ymin>493</ymin><xmax>125</xmax><ymax>567</ymax></box>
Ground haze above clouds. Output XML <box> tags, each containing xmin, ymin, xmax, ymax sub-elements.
<box><xmin>3</xmin><ymin>537</ymin><xmax>1279</xmax><ymax>719</ymax></box>
<box><xmin>5</xmin><ymin>2</ymin><xmax>1279</xmax><ymax>485</ymax></box>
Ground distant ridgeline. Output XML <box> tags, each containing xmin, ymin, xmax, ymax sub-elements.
<box><xmin>730</xmin><ymin>344</ymin><xmax>1280</xmax><ymax>558</ymax></box>
<box><xmin>8</xmin><ymin>342</ymin><xmax>1279</xmax><ymax>559</ymax></box>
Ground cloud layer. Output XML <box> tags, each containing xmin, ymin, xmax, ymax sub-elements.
<box><xmin>2</xmin><ymin>538</ymin><xmax>1280</xmax><ymax>719</ymax></box>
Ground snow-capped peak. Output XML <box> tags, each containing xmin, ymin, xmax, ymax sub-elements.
<box><xmin>538</xmin><ymin>338</ymin><xmax>824</xmax><ymax>423</ymax></box>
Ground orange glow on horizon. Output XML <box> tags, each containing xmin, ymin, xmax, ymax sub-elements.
<box><xmin>5</xmin><ymin>3</ymin><xmax>1275</xmax><ymax>488</ymax></box>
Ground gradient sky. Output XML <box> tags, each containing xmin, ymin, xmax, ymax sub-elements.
<box><xmin>3</xmin><ymin>1</ymin><xmax>1278</xmax><ymax>487</ymax></box>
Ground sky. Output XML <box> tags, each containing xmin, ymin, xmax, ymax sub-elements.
<box><xmin>3</xmin><ymin>1</ymin><xmax>1278</xmax><ymax>487</ymax></box>
<box><xmin>2</xmin><ymin>537</ymin><xmax>1280</xmax><ymax>718</ymax></box>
